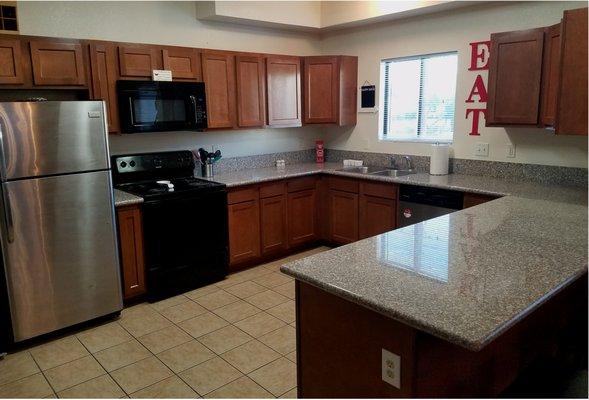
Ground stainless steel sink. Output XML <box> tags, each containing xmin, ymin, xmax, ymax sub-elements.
<box><xmin>336</xmin><ymin>166</ymin><xmax>385</xmax><ymax>174</ymax></box>
<box><xmin>369</xmin><ymin>169</ymin><xmax>415</xmax><ymax>177</ymax></box>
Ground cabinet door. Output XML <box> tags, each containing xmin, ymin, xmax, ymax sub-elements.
<box><xmin>260</xmin><ymin>194</ymin><xmax>288</xmax><ymax>255</ymax></box>
<box><xmin>117</xmin><ymin>206</ymin><xmax>146</xmax><ymax>300</ymax></box>
<box><xmin>228</xmin><ymin>199</ymin><xmax>261</xmax><ymax>265</ymax></box>
<box><xmin>118</xmin><ymin>45</ymin><xmax>158</xmax><ymax>78</ymax></box>
<box><xmin>202</xmin><ymin>51</ymin><xmax>237</xmax><ymax>129</ymax></box>
<box><xmin>0</xmin><ymin>38</ymin><xmax>24</xmax><ymax>84</ymax></box>
<box><xmin>266</xmin><ymin>56</ymin><xmax>302</xmax><ymax>127</ymax></box>
<box><xmin>236</xmin><ymin>55</ymin><xmax>265</xmax><ymax>127</ymax></box>
<box><xmin>540</xmin><ymin>24</ymin><xmax>561</xmax><ymax>127</ymax></box>
<box><xmin>486</xmin><ymin>29</ymin><xmax>544</xmax><ymax>125</ymax></box>
<box><xmin>359</xmin><ymin>195</ymin><xmax>396</xmax><ymax>239</ymax></box>
<box><xmin>304</xmin><ymin>56</ymin><xmax>339</xmax><ymax>124</ymax></box>
<box><xmin>30</xmin><ymin>40</ymin><xmax>86</xmax><ymax>86</ymax></box>
<box><xmin>329</xmin><ymin>189</ymin><xmax>358</xmax><ymax>244</ymax></box>
<box><xmin>556</xmin><ymin>7</ymin><xmax>588</xmax><ymax>135</ymax></box>
<box><xmin>162</xmin><ymin>47</ymin><xmax>201</xmax><ymax>81</ymax></box>
<box><xmin>288</xmin><ymin>189</ymin><xmax>317</xmax><ymax>247</ymax></box>
<box><xmin>89</xmin><ymin>43</ymin><xmax>119</xmax><ymax>133</ymax></box>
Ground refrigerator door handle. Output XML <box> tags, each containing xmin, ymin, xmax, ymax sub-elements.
<box><xmin>2</xmin><ymin>189</ymin><xmax>14</xmax><ymax>243</ymax></box>
<box><xmin>0</xmin><ymin>116</ymin><xmax>7</xmax><ymax>182</ymax></box>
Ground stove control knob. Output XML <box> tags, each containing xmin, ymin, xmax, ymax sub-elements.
<box><xmin>153</xmin><ymin>158</ymin><xmax>162</xmax><ymax>168</ymax></box>
<box><xmin>120</xmin><ymin>161</ymin><xmax>127</xmax><ymax>168</ymax></box>
<box><xmin>129</xmin><ymin>160</ymin><xmax>136</xmax><ymax>167</ymax></box>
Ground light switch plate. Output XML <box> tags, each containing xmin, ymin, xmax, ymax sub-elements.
<box><xmin>474</xmin><ymin>142</ymin><xmax>489</xmax><ymax>157</ymax></box>
<box><xmin>381</xmin><ymin>348</ymin><xmax>401</xmax><ymax>389</ymax></box>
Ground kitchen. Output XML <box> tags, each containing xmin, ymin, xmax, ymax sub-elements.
<box><xmin>0</xmin><ymin>1</ymin><xmax>587</xmax><ymax>398</ymax></box>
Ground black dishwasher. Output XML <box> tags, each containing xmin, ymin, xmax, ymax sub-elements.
<box><xmin>397</xmin><ymin>185</ymin><xmax>463</xmax><ymax>228</ymax></box>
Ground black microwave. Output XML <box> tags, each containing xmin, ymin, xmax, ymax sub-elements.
<box><xmin>117</xmin><ymin>80</ymin><xmax>207</xmax><ymax>133</ymax></box>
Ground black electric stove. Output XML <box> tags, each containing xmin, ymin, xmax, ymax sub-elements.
<box><xmin>112</xmin><ymin>151</ymin><xmax>228</xmax><ymax>301</ymax></box>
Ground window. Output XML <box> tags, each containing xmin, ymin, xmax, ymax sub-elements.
<box><xmin>380</xmin><ymin>52</ymin><xmax>457</xmax><ymax>142</ymax></box>
<box><xmin>0</xmin><ymin>2</ymin><xmax>18</xmax><ymax>32</ymax></box>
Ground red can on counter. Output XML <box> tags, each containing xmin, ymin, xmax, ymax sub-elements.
<box><xmin>315</xmin><ymin>140</ymin><xmax>324</xmax><ymax>164</ymax></box>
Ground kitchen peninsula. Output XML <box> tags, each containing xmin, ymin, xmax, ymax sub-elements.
<box><xmin>281</xmin><ymin>184</ymin><xmax>587</xmax><ymax>397</ymax></box>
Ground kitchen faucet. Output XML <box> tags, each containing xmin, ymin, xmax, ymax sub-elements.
<box><xmin>391</xmin><ymin>155</ymin><xmax>414</xmax><ymax>171</ymax></box>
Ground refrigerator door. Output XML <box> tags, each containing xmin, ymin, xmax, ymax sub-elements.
<box><xmin>0</xmin><ymin>170</ymin><xmax>122</xmax><ymax>342</ymax></box>
<box><xmin>0</xmin><ymin>101</ymin><xmax>110</xmax><ymax>181</ymax></box>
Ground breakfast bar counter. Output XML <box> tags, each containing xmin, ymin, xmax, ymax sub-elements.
<box><xmin>280</xmin><ymin>187</ymin><xmax>587</xmax><ymax>397</ymax></box>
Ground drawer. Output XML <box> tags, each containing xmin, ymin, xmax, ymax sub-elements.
<box><xmin>287</xmin><ymin>176</ymin><xmax>317</xmax><ymax>193</ymax></box>
<box><xmin>228</xmin><ymin>186</ymin><xmax>259</xmax><ymax>204</ymax></box>
<box><xmin>328</xmin><ymin>177</ymin><xmax>359</xmax><ymax>193</ymax></box>
<box><xmin>260</xmin><ymin>181</ymin><xmax>286</xmax><ymax>198</ymax></box>
<box><xmin>360</xmin><ymin>181</ymin><xmax>398</xmax><ymax>200</ymax></box>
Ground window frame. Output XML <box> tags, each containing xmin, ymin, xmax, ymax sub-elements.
<box><xmin>379</xmin><ymin>51</ymin><xmax>458</xmax><ymax>144</ymax></box>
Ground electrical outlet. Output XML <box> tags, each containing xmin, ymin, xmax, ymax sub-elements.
<box><xmin>474</xmin><ymin>142</ymin><xmax>489</xmax><ymax>157</ymax></box>
<box><xmin>506</xmin><ymin>144</ymin><xmax>516</xmax><ymax>158</ymax></box>
<box><xmin>381</xmin><ymin>349</ymin><xmax>401</xmax><ymax>388</ymax></box>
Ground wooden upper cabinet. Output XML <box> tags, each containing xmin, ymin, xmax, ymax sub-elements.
<box><xmin>89</xmin><ymin>42</ymin><xmax>119</xmax><ymax>133</ymax></box>
<box><xmin>556</xmin><ymin>7</ymin><xmax>588</xmax><ymax>135</ymax></box>
<box><xmin>117</xmin><ymin>205</ymin><xmax>146</xmax><ymax>300</ymax></box>
<box><xmin>162</xmin><ymin>47</ymin><xmax>201</xmax><ymax>81</ymax></box>
<box><xmin>540</xmin><ymin>23</ymin><xmax>562</xmax><ymax>127</ymax></box>
<box><xmin>202</xmin><ymin>50</ymin><xmax>237</xmax><ymax>129</ymax></box>
<box><xmin>118</xmin><ymin>45</ymin><xmax>158</xmax><ymax>78</ymax></box>
<box><xmin>30</xmin><ymin>40</ymin><xmax>86</xmax><ymax>86</ymax></box>
<box><xmin>266</xmin><ymin>56</ymin><xmax>302</xmax><ymax>127</ymax></box>
<box><xmin>303</xmin><ymin>55</ymin><xmax>357</xmax><ymax>126</ymax></box>
<box><xmin>304</xmin><ymin>56</ymin><xmax>339</xmax><ymax>124</ymax></box>
<box><xmin>486</xmin><ymin>28</ymin><xmax>545</xmax><ymax>125</ymax></box>
<box><xmin>235</xmin><ymin>55</ymin><xmax>265</xmax><ymax>127</ymax></box>
<box><xmin>0</xmin><ymin>38</ymin><xmax>24</xmax><ymax>84</ymax></box>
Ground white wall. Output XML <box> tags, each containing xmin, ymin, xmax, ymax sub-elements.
<box><xmin>15</xmin><ymin>1</ymin><xmax>589</xmax><ymax>166</ymax></box>
<box><xmin>17</xmin><ymin>1</ymin><xmax>323</xmax><ymax>157</ymax></box>
<box><xmin>320</xmin><ymin>1</ymin><xmax>588</xmax><ymax>168</ymax></box>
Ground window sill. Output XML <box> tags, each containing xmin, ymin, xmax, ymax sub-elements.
<box><xmin>379</xmin><ymin>137</ymin><xmax>453</xmax><ymax>144</ymax></box>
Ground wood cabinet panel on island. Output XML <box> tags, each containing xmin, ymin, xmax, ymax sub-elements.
<box><xmin>116</xmin><ymin>204</ymin><xmax>146</xmax><ymax>300</ymax></box>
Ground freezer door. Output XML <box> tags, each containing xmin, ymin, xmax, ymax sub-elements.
<box><xmin>0</xmin><ymin>171</ymin><xmax>122</xmax><ymax>342</ymax></box>
<box><xmin>0</xmin><ymin>101</ymin><xmax>109</xmax><ymax>180</ymax></box>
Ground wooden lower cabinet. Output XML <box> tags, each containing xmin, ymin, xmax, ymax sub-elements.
<box><xmin>359</xmin><ymin>194</ymin><xmax>396</xmax><ymax>239</ymax></box>
<box><xmin>116</xmin><ymin>205</ymin><xmax>146</xmax><ymax>300</ymax></box>
<box><xmin>260</xmin><ymin>194</ymin><xmax>287</xmax><ymax>255</ymax></box>
<box><xmin>228</xmin><ymin>198</ymin><xmax>261</xmax><ymax>266</ymax></box>
<box><xmin>329</xmin><ymin>189</ymin><xmax>358</xmax><ymax>244</ymax></box>
<box><xmin>287</xmin><ymin>188</ymin><xmax>317</xmax><ymax>247</ymax></box>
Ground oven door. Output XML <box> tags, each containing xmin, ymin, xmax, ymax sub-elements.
<box><xmin>141</xmin><ymin>190</ymin><xmax>228</xmax><ymax>300</ymax></box>
<box><xmin>117</xmin><ymin>81</ymin><xmax>207</xmax><ymax>133</ymax></box>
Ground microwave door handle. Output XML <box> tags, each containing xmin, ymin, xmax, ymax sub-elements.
<box><xmin>189</xmin><ymin>95</ymin><xmax>198</xmax><ymax>124</ymax></box>
<box><xmin>128</xmin><ymin>98</ymin><xmax>137</xmax><ymax>126</ymax></box>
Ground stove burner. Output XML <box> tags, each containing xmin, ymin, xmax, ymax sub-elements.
<box><xmin>156</xmin><ymin>180</ymin><xmax>175</xmax><ymax>191</ymax></box>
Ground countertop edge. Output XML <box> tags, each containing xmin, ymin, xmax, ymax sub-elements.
<box><xmin>281</xmin><ymin>263</ymin><xmax>588</xmax><ymax>351</ymax></box>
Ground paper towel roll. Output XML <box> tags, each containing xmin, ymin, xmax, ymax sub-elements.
<box><xmin>430</xmin><ymin>144</ymin><xmax>449</xmax><ymax>175</ymax></box>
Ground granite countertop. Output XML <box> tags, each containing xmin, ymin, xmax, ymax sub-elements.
<box><xmin>113</xmin><ymin>189</ymin><xmax>143</xmax><ymax>207</ymax></box>
<box><xmin>273</xmin><ymin>165</ymin><xmax>588</xmax><ymax>350</ymax></box>
<box><xmin>209</xmin><ymin>162</ymin><xmax>587</xmax><ymax>204</ymax></box>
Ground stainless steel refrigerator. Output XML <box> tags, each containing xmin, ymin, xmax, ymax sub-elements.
<box><xmin>0</xmin><ymin>101</ymin><xmax>122</xmax><ymax>351</ymax></box>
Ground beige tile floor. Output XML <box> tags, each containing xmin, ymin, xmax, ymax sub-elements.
<box><xmin>0</xmin><ymin>246</ymin><xmax>330</xmax><ymax>399</ymax></box>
